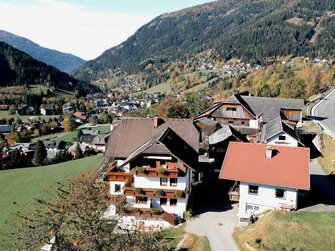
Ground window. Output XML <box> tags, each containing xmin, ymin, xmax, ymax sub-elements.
<box><xmin>160</xmin><ymin>177</ymin><xmax>168</xmax><ymax>186</ymax></box>
<box><xmin>160</xmin><ymin>198</ymin><xmax>167</xmax><ymax>206</ymax></box>
<box><xmin>170</xmin><ymin>178</ymin><xmax>177</xmax><ymax>186</ymax></box>
<box><xmin>248</xmin><ymin>185</ymin><xmax>259</xmax><ymax>195</ymax></box>
<box><xmin>114</xmin><ymin>184</ymin><xmax>121</xmax><ymax>192</ymax></box>
<box><xmin>135</xmin><ymin>197</ymin><xmax>148</xmax><ymax>204</ymax></box>
<box><xmin>279</xmin><ymin>135</ymin><xmax>286</xmax><ymax>140</ymax></box>
<box><xmin>227</xmin><ymin>107</ymin><xmax>237</xmax><ymax>112</ymax></box>
<box><xmin>246</xmin><ymin>204</ymin><xmax>260</xmax><ymax>213</ymax></box>
<box><xmin>275</xmin><ymin>189</ymin><xmax>285</xmax><ymax>198</ymax></box>
<box><xmin>170</xmin><ymin>199</ymin><xmax>177</xmax><ymax>206</ymax></box>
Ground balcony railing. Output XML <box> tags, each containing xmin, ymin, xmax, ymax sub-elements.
<box><xmin>135</xmin><ymin>167</ymin><xmax>179</xmax><ymax>178</ymax></box>
<box><xmin>106</xmin><ymin>172</ymin><xmax>133</xmax><ymax>182</ymax></box>
<box><xmin>123</xmin><ymin>187</ymin><xmax>186</xmax><ymax>199</ymax></box>
<box><xmin>228</xmin><ymin>181</ymin><xmax>240</xmax><ymax>202</ymax></box>
<box><xmin>118</xmin><ymin>207</ymin><xmax>176</xmax><ymax>225</ymax></box>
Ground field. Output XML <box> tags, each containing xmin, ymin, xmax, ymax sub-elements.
<box><xmin>0</xmin><ymin>155</ymin><xmax>103</xmax><ymax>246</ymax></box>
<box><xmin>30</xmin><ymin>84</ymin><xmax>74</xmax><ymax>98</ymax></box>
<box><xmin>143</xmin><ymin>82</ymin><xmax>172</xmax><ymax>94</ymax></box>
<box><xmin>0</xmin><ymin>110</ymin><xmax>60</xmax><ymax>122</ymax></box>
<box><xmin>234</xmin><ymin>211</ymin><xmax>335</xmax><ymax>251</ymax></box>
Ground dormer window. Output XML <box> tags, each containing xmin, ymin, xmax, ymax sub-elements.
<box><xmin>279</xmin><ymin>135</ymin><xmax>286</xmax><ymax>140</ymax></box>
<box><xmin>227</xmin><ymin>107</ymin><xmax>237</xmax><ymax>112</ymax></box>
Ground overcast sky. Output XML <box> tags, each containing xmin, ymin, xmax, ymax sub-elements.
<box><xmin>0</xmin><ymin>0</ymin><xmax>214</xmax><ymax>60</ymax></box>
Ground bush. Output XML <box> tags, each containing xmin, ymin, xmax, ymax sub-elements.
<box><xmin>185</xmin><ymin>209</ymin><xmax>193</xmax><ymax>220</ymax></box>
<box><xmin>120</xmin><ymin>207</ymin><xmax>129</xmax><ymax>213</ymax></box>
<box><xmin>156</xmin><ymin>168</ymin><xmax>167</xmax><ymax>175</ymax></box>
<box><xmin>133</xmin><ymin>187</ymin><xmax>143</xmax><ymax>194</ymax></box>
<box><xmin>155</xmin><ymin>189</ymin><xmax>165</xmax><ymax>196</ymax></box>
<box><xmin>152</xmin><ymin>208</ymin><xmax>161</xmax><ymax>215</ymax></box>
<box><xmin>132</xmin><ymin>208</ymin><xmax>140</xmax><ymax>214</ymax></box>
<box><xmin>173</xmin><ymin>190</ymin><xmax>185</xmax><ymax>198</ymax></box>
<box><xmin>135</xmin><ymin>166</ymin><xmax>146</xmax><ymax>173</ymax></box>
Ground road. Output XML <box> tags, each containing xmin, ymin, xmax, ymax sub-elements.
<box><xmin>311</xmin><ymin>87</ymin><xmax>335</xmax><ymax>138</ymax></box>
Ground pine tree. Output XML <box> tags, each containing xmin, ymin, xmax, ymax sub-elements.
<box><xmin>10</xmin><ymin>149</ymin><xmax>22</xmax><ymax>168</ymax></box>
<box><xmin>33</xmin><ymin>140</ymin><xmax>47</xmax><ymax>166</ymax></box>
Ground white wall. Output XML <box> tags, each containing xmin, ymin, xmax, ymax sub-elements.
<box><xmin>238</xmin><ymin>182</ymin><xmax>298</xmax><ymax>218</ymax></box>
<box><xmin>249</xmin><ymin>119</ymin><xmax>259</xmax><ymax>129</ymax></box>
<box><xmin>116</xmin><ymin>216</ymin><xmax>171</xmax><ymax>231</ymax></box>
<box><xmin>266</xmin><ymin>132</ymin><xmax>298</xmax><ymax>147</ymax></box>
<box><xmin>110</xmin><ymin>181</ymin><xmax>125</xmax><ymax>195</ymax></box>
<box><xmin>134</xmin><ymin>176</ymin><xmax>186</xmax><ymax>190</ymax></box>
<box><xmin>116</xmin><ymin>159</ymin><xmax>130</xmax><ymax>172</ymax></box>
<box><xmin>151</xmin><ymin>198</ymin><xmax>187</xmax><ymax>218</ymax></box>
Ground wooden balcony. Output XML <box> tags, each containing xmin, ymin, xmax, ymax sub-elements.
<box><xmin>106</xmin><ymin>172</ymin><xmax>133</xmax><ymax>182</ymax></box>
<box><xmin>228</xmin><ymin>181</ymin><xmax>240</xmax><ymax>202</ymax></box>
<box><xmin>135</xmin><ymin>167</ymin><xmax>179</xmax><ymax>178</ymax></box>
<box><xmin>123</xmin><ymin>187</ymin><xmax>186</xmax><ymax>199</ymax></box>
<box><xmin>119</xmin><ymin>207</ymin><xmax>176</xmax><ymax>225</ymax></box>
<box><xmin>108</xmin><ymin>160</ymin><xmax>117</xmax><ymax>171</ymax></box>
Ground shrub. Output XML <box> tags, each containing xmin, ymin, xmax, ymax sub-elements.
<box><xmin>132</xmin><ymin>208</ymin><xmax>140</xmax><ymax>214</ymax></box>
<box><xmin>133</xmin><ymin>187</ymin><xmax>143</xmax><ymax>194</ymax></box>
<box><xmin>152</xmin><ymin>208</ymin><xmax>161</xmax><ymax>215</ymax></box>
<box><xmin>135</xmin><ymin>166</ymin><xmax>146</xmax><ymax>173</ymax></box>
<box><xmin>185</xmin><ymin>209</ymin><xmax>193</xmax><ymax>220</ymax></box>
<box><xmin>120</xmin><ymin>207</ymin><xmax>129</xmax><ymax>213</ymax></box>
<box><xmin>173</xmin><ymin>190</ymin><xmax>185</xmax><ymax>198</ymax></box>
<box><xmin>156</xmin><ymin>168</ymin><xmax>167</xmax><ymax>175</ymax></box>
<box><xmin>155</xmin><ymin>189</ymin><xmax>165</xmax><ymax>196</ymax></box>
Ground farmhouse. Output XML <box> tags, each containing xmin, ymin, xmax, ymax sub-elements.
<box><xmin>195</xmin><ymin>92</ymin><xmax>304</xmax><ymax>129</ymax></box>
<box><xmin>104</xmin><ymin>117</ymin><xmax>199</xmax><ymax>229</ymax></box>
<box><xmin>219</xmin><ymin>142</ymin><xmax>310</xmax><ymax>220</ymax></box>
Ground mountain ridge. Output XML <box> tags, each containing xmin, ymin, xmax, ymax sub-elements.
<box><xmin>0</xmin><ymin>30</ymin><xmax>86</xmax><ymax>73</ymax></box>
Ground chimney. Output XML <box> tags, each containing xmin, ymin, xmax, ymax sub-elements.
<box><xmin>153</xmin><ymin>116</ymin><xmax>159</xmax><ymax>129</ymax></box>
<box><xmin>265</xmin><ymin>146</ymin><xmax>273</xmax><ymax>159</ymax></box>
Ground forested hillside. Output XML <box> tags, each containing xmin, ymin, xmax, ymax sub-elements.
<box><xmin>0</xmin><ymin>30</ymin><xmax>86</xmax><ymax>73</ymax></box>
<box><xmin>0</xmin><ymin>42</ymin><xmax>98</xmax><ymax>96</ymax></box>
<box><xmin>74</xmin><ymin>0</ymin><xmax>335</xmax><ymax>89</ymax></box>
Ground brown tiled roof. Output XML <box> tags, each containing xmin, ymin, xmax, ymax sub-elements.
<box><xmin>105</xmin><ymin>118</ymin><xmax>199</xmax><ymax>158</ymax></box>
<box><xmin>219</xmin><ymin>142</ymin><xmax>310</xmax><ymax>190</ymax></box>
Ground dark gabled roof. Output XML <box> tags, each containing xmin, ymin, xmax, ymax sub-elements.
<box><xmin>80</xmin><ymin>135</ymin><xmax>96</xmax><ymax>144</ymax></box>
<box><xmin>261</xmin><ymin>116</ymin><xmax>303</xmax><ymax>145</ymax></box>
<box><xmin>195</xmin><ymin>94</ymin><xmax>304</xmax><ymax>123</ymax></box>
<box><xmin>209</xmin><ymin>125</ymin><xmax>247</xmax><ymax>145</ymax></box>
<box><xmin>42</xmin><ymin>140</ymin><xmax>64</xmax><ymax>149</ymax></box>
<box><xmin>43</xmin><ymin>104</ymin><xmax>54</xmax><ymax>110</ymax></box>
<box><xmin>92</xmin><ymin>133</ymin><xmax>109</xmax><ymax>145</ymax></box>
<box><xmin>119</xmin><ymin>127</ymin><xmax>198</xmax><ymax>171</ymax></box>
<box><xmin>0</xmin><ymin>124</ymin><xmax>14</xmax><ymax>133</ymax></box>
<box><xmin>105</xmin><ymin>117</ymin><xmax>199</xmax><ymax>159</ymax></box>
<box><xmin>241</xmin><ymin>96</ymin><xmax>304</xmax><ymax>122</ymax></box>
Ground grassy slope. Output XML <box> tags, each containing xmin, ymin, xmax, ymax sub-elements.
<box><xmin>318</xmin><ymin>133</ymin><xmax>335</xmax><ymax>174</ymax></box>
<box><xmin>143</xmin><ymin>82</ymin><xmax>172</xmax><ymax>94</ymax></box>
<box><xmin>0</xmin><ymin>110</ymin><xmax>59</xmax><ymax>123</ymax></box>
<box><xmin>234</xmin><ymin>211</ymin><xmax>335</xmax><ymax>251</ymax></box>
<box><xmin>0</xmin><ymin>155</ymin><xmax>103</xmax><ymax>244</ymax></box>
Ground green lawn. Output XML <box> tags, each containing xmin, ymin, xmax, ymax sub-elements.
<box><xmin>234</xmin><ymin>211</ymin><xmax>335</xmax><ymax>251</ymax></box>
<box><xmin>0</xmin><ymin>155</ymin><xmax>103</xmax><ymax>245</ymax></box>
<box><xmin>0</xmin><ymin>110</ymin><xmax>59</xmax><ymax>123</ymax></box>
<box><xmin>32</xmin><ymin>131</ymin><xmax>78</xmax><ymax>143</ymax></box>
<box><xmin>144</xmin><ymin>82</ymin><xmax>172</xmax><ymax>94</ymax></box>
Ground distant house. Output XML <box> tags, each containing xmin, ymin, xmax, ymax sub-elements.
<box><xmin>195</xmin><ymin>92</ymin><xmax>304</xmax><ymax>129</ymax></box>
<box><xmin>62</xmin><ymin>102</ymin><xmax>74</xmax><ymax>114</ymax></box>
<box><xmin>73</xmin><ymin>112</ymin><xmax>87</xmax><ymax>124</ymax></box>
<box><xmin>42</xmin><ymin>140</ymin><xmax>65</xmax><ymax>160</ymax></box>
<box><xmin>260</xmin><ymin>116</ymin><xmax>303</xmax><ymax>147</ymax></box>
<box><xmin>0</xmin><ymin>124</ymin><xmax>14</xmax><ymax>134</ymax></box>
<box><xmin>219</xmin><ymin>142</ymin><xmax>310</xmax><ymax>220</ymax></box>
<box><xmin>208</xmin><ymin>125</ymin><xmax>248</xmax><ymax>170</ymax></box>
<box><xmin>91</xmin><ymin>133</ymin><xmax>109</xmax><ymax>152</ymax></box>
<box><xmin>40</xmin><ymin>104</ymin><xmax>54</xmax><ymax>116</ymax></box>
<box><xmin>68</xmin><ymin>142</ymin><xmax>94</xmax><ymax>158</ymax></box>
<box><xmin>104</xmin><ymin>117</ymin><xmax>200</xmax><ymax>229</ymax></box>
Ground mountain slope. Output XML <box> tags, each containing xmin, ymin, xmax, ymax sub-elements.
<box><xmin>0</xmin><ymin>41</ymin><xmax>98</xmax><ymax>95</ymax></box>
<box><xmin>0</xmin><ymin>30</ymin><xmax>86</xmax><ymax>73</ymax></box>
<box><xmin>74</xmin><ymin>0</ymin><xmax>335</xmax><ymax>82</ymax></box>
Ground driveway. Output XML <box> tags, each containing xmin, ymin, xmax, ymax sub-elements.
<box><xmin>299</xmin><ymin>159</ymin><xmax>335</xmax><ymax>212</ymax></box>
<box><xmin>185</xmin><ymin>205</ymin><xmax>239</xmax><ymax>251</ymax></box>
<box><xmin>185</xmin><ymin>171</ymin><xmax>240</xmax><ymax>251</ymax></box>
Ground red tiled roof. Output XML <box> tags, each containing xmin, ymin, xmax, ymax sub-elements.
<box><xmin>219</xmin><ymin>142</ymin><xmax>310</xmax><ymax>190</ymax></box>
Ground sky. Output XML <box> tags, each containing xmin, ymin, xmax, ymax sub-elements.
<box><xmin>0</xmin><ymin>0</ymin><xmax>214</xmax><ymax>60</ymax></box>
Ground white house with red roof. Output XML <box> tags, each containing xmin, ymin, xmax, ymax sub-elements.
<box><xmin>219</xmin><ymin>142</ymin><xmax>310</xmax><ymax>219</ymax></box>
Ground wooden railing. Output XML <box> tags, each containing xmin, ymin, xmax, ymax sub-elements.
<box><xmin>106</xmin><ymin>172</ymin><xmax>132</xmax><ymax>182</ymax></box>
<box><xmin>119</xmin><ymin>207</ymin><xmax>176</xmax><ymax>225</ymax></box>
<box><xmin>228</xmin><ymin>181</ymin><xmax>240</xmax><ymax>202</ymax></box>
<box><xmin>123</xmin><ymin>187</ymin><xmax>186</xmax><ymax>199</ymax></box>
<box><xmin>135</xmin><ymin>167</ymin><xmax>179</xmax><ymax>178</ymax></box>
